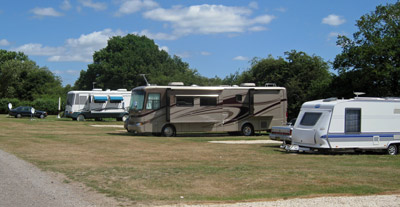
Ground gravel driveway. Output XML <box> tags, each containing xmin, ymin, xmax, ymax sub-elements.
<box><xmin>0</xmin><ymin>149</ymin><xmax>119</xmax><ymax>207</ymax></box>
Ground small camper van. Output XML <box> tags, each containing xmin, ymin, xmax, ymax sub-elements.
<box><xmin>125</xmin><ymin>82</ymin><xmax>287</xmax><ymax>136</ymax></box>
<box><xmin>65</xmin><ymin>89</ymin><xmax>131</xmax><ymax>121</ymax></box>
<box><xmin>287</xmin><ymin>97</ymin><xmax>400</xmax><ymax>155</ymax></box>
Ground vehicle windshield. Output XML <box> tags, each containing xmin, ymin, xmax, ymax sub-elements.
<box><xmin>66</xmin><ymin>94</ymin><xmax>75</xmax><ymax>106</ymax></box>
<box><xmin>130</xmin><ymin>90</ymin><xmax>145</xmax><ymax>111</ymax></box>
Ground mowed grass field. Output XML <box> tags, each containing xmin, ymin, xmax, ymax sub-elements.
<box><xmin>0</xmin><ymin>115</ymin><xmax>400</xmax><ymax>205</ymax></box>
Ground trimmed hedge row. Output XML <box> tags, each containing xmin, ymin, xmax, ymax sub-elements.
<box><xmin>0</xmin><ymin>98</ymin><xmax>63</xmax><ymax>115</ymax></box>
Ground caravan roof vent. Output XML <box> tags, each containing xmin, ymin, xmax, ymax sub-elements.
<box><xmin>168</xmin><ymin>82</ymin><xmax>184</xmax><ymax>86</ymax></box>
<box><xmin>117</xmin><ymin>89</ymin><xmax>127</xmax><ymax>92</ymax></box>
<box><xmin>92</xmin><ymin>88</ymin><xmax>102</xmax><ymax>91</ymax></box>
<box><xmin>265</xmin><ymin>83</ymin><xmax>277</xmax><ymax>87</ymax></box>
<box><xmin>323</xmin><ymin>97</ymin><xmax>338</xmax><ymax>102</ymax></box>
<box><xmin>240</xmin><ymin>83</ymin><xmax>256</xmax><ymax>87</ymax></box>
<box><xmin>191</xmin><ymin>84</ymin><xmax>198</xmax><ymax>87</ymax></box>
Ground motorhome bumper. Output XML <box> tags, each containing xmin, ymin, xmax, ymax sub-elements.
<box><xmin>285</xmin><ymin>144</ymin><xmax>311</xmax><ymax>152</ymax></box>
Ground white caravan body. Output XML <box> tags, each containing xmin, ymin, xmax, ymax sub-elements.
<box><xmin>290</xmin><ymin>97</ymin><xmax>400</xmax><ymax>152</ymax></box>
<box><xmin>125</xmin><ymin>83</ymin><xmax>287</xmax><ymax>136</ymax></box>
<box><xmin>65</xmin><ymin>89</ymin><xmax>131</xmax><ymax>121</ymax></box>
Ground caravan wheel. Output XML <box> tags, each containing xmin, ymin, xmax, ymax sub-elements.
<box><xmin>387</xmin><ymin>145</ymin><xmax>398</xmax><ymax>155</ymax></box>
<box><xmin>162</xmin><ymin>125</ymin><xmax>176</xmax><ymax>137</ymax></box>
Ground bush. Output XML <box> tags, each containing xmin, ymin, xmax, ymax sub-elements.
<box><xmin>0</xmin><ymin>98</ymin><xmax>62</xmax><ymax>115</ymax></box>
<box><xmin>32</xmin><ymin>98</ymin><xmax>60</xmax><ymax>115</ymax></box>
<box><xmin>0</xmin><ymin>98</ymin><xmax>21</xmax><ymax>114</ymax></box>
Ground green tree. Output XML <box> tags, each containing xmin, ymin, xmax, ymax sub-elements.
<box><xmin>333</xmin><ymin>2</ymin><xmax>400</xmax><ymax>97</ymax></box>
<box><xmin>225</xmin><ymin>51</ymin><xmax>332</xmax><ymax>119</ymax></box>
<box><xmin>0</xmin><ymin>49</ymin><xmax>64</xmax><ymax>101</ymax></box>
<box><xmin>74</xmin><ymin>34</ymin><xmax>219</xmax><ymax>90</ymax></box>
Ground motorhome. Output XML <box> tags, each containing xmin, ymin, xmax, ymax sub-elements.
<box><xmin>287</xmin><ymin>97</ymin><xmax>400</xmax><ymax>155</ymax></box>
<box><xmin>65</xmin><ymin>89</ymin><xmax>131</xmax><ymax>121</ymax></box>
<box><xmin>124</xmin><ymin>82</ymin><xmax>287</xmax><ymax>136</ymax></box>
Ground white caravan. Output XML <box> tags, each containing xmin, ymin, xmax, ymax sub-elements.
<box><xmin>65</xmin><ymin>89</ymin><xmax>131</xmax><ymax>121</ymax></box>
<box><xmin>287</xmin><ymin>97</ymin><xmax>400</xmax><ymax>155</ymax></box>
<box><xmin>125</xmin><ymin>82</ymin><xmax>287</xmax><ymax>136</ymax></box>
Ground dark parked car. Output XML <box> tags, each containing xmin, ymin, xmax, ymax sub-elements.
<box><xmin>9</xmin><ymin>106</ymin><xmax>48</xmax><ymax>119</ymax></box>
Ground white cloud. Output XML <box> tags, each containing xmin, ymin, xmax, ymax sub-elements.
<box><xmin>249</xmin><ymin>26</ymin><xmax>267</xmax><ymax>32</ymax></box>
<box><xmin>61</xmin><ymin>0</ymin><xmax>72</xmax><ymax>10</ymax></box>
<box><xmin>143</xmin><ymin>4</ymin><xmax>275</xmax><ymax>39</ymax></box>
<box><xmin>138</xmin><ymin>29</ymin><xmax>179</xmax><ymax>40</ymax></box>
<box><xmin>275</xmin><ymin>7</ymin><xmax>287</xmax><ymax>13</ymax></box>
<box><xmin>13</xmin><ymin>29</ymin><xmax>125</xmax><ymax>62</ymax></box>
<box><xmin>31</xmin><ymin>7</ymin><xmax>64</xmax><ymax>17</ymax></box>
<box><xmin>78</xmin><ymin>0</ymin><xmax>107</xmax><ymax>11</ymax></box>
<box><xmin>158</xmin><ymin>46</ymin><xmax>169</xmax><ymax>52</ymax></box>
<box><xmin>12</xmin><ymin>43</ymin><xmax>65</xmax><ymax>56</ymax></box>
<box><xmin>115</xmin><ymin>0</ymin><xmax>158</xmax><ymax>16</ymax></box>
<box><xmin>233</xmin><ymin>56</ymin><xmax>249</xmax><ymax>61</ymax></box>
<box><xmin>248</xmin><ymin>2</ymin><xmax>258</xmax><ymax>10</ymax></box>
<box><xmin>0</xmin><ymin>39</ymin><xmax>10</xmax><ymax>46</ymax></box>
<box><xmin>176</xmin><ymin>51</ymin><xmax>191</xmax><ymax>58</ymax></box>
<box><xmin>200</xmin><ymin>51</ymin><xmax>211</xmax><ymax>56</ymax></box>
<box><xmin>322</xmin><ymin>14</ymin><xmax>346</xmax><ymax>26</ymax></box>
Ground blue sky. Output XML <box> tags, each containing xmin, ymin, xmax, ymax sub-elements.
<box><xmin>0</xmin><ymin>0</ymin><xmax>396</xmax><ymax>86</ymax></box>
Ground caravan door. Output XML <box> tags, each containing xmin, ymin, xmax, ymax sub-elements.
<box><xmin>292</xmin><ymin>109</ymin><xmax>331</xmax><ymax>145</ymax></box>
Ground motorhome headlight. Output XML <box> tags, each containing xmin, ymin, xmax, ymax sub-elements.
<box><xmin>136</xmin><ymin>122</ymin><xmax>143</xmax><ymax>126</ymax></box>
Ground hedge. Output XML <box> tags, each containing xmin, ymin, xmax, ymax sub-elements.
<box><xmin>0</xmin><ymin>98</ymin><xmax>64</xmax><ymax>115</ymax></box>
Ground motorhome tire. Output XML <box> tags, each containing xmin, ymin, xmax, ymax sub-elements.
<box><xmin>16</xmin><ymin>114</ymin><xmax>22</xmax><ymax>118</ymax></box>
<box><xmin>162</xmin><ymin>125</ymin><xmax>176</xmax><ymax>137</ymax></box>
<box><xmin>122</xmin><ymin>115</ymin><xmax>129</xmax><ymax>122</ymax></box>
<box><xmin>241</xmin><ymin>124</ymin><xmax>254</xmax><ymax>136</ymax></box>
<box><xmin>387</xmin><ymin>144</ymin><xmax>398</xmax><ymax>155</ymax></box>
<box><xmin>77</xmin><ymin>114</ymin><xmax>85</xmax><ymax>121</ymax></box>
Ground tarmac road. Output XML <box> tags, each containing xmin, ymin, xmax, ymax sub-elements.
<box><xmin>0</xmin><ymin>149</ymin><xmax>117</xmax><ymax>207</ymax></box>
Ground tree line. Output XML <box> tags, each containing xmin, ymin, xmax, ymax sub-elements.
<box><xmin>0</xmin><ymin>2</ymin><xmax>399</xmax><ymax>118</ymax></box>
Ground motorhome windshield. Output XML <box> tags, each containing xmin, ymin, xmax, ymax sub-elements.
<box><xmin>130</xmin><ymin>90</ymin><xmax>145</xmax><ymax>111</ymax></box>
<box><xmin>300</xmin><ymin>112</ymin><xmax>322</xmax><ymax>126</ymax></box>
<box><xmin>66</xmin><ymin>94</ymin><xmax>75</xmax><ymax>106</ymax></box>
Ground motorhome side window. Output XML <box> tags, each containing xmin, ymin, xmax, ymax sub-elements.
<box><xmin>146</xmin><ymin>93</ymin><xmax>161</xmax><ymax>110</ymax></box>
<box><xmin>300</xmin><ymin>112</ymin><xmax>322</xmax><ymax>126</ymax></box>
<box><xmin>200</xmin><ymin>97</ymin><xmax>217</xmax><ymax>106</ymax></box>
<box><xmin>176</xmin><ymin>97</ymin><xmax>194</xmax><ymax>107</ymax></box>
<box><xmin>345</xmin><ymin>108</ymin><xmax>361</xmax><ymax>133</ymax></box>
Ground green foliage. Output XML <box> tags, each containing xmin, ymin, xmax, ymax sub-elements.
<box><xmin>0</xmin><ymin>49</ymin><xmax>65</xmax><ymax>101</ymax></box>
<box><xmin>333</xmin><ymin>2</ymin><xmax>400</xmax><ymax>97</ymax></box>
<box><xmin>0</xmin><ymin>98</ymin><xmax>61</xmax><ymax>115</ymax></box>
<box><xmin>224</xmin><ymin>51</ymin><xmax>332</xmax><ymax>119</ymax></box>
<box><xmin>74</xmin><ymin>34</ymin><xmax>222</xmax><ymax>90</ymax></box>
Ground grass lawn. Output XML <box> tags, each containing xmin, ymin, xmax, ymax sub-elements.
<box><xmin>0</xmin><ymin>114</ymin><xmax>400</xmax><ymax>205</ymax></box>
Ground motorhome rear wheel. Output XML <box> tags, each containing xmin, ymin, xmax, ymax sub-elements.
<box><xmin>77</xmin><ymin>114</ymin><xmax>85</xmax><ymax>121</ymax></box>
<box><xmin>387</xmin><ymin>145</ymin><xmax>398</xmax><ymax>155</ymax></box>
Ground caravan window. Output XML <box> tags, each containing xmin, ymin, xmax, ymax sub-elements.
<box><xmin>176</xmin><ymin>97</ymin><xmax>194</xmax><ymax>107</ymax></box>
<box><xmin>300</xmin><ymin>112</ymin><xmax>322</xmax><ymax>126</ymax></box>
<box><xmin>146</xmin><ymin>93</ymin><xmax>161</xmax><ymax>110</ymax></box>
<box><xmin>200</xmin><ymin>97</ymin><xmax>217</xmax><ymax>106</ymax></box>
<box><xmin>345</xmin><ymin>108</ymin><xmax>361</xmax><ymax>133</ymax></box>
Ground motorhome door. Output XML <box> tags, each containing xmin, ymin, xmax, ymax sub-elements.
<box><xmin>293</xmin><ymin>110</ymin><xmax>331</xmax><ymax>145</ymax></box>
